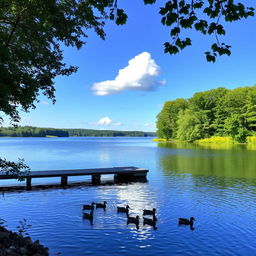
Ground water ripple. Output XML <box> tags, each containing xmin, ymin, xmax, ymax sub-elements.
<box><xmin>1</xmin><ymin>138</ymin><xmax>256</xmax><ymax>255</ymax></box>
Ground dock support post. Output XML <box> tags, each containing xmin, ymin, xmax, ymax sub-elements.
<box><xmin>26</xmin><ymin>177</ymin><xmax>32</xmax><ymax>190</ymax></box>
<box><xmin>92</xmin><ymin>174</ymin><xmax>101</xmax><ymax>185</ymax></box>
<box><xmin>61</xmin><ymin>175</ymin><xmax>68</xmax><ymax>187</ymax></box>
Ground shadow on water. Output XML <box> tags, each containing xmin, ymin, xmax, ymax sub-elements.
<box><xmin>0</xmin><ymin>179</ymin><xmax>148</xmax><ymax>193</ymax></box>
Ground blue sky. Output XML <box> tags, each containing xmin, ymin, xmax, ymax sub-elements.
<box><xmin>14</xmin><ymin>1</ymin><xmax>256</xmax><ymax>132</ymax></box>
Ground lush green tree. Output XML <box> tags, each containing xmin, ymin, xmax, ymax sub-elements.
<box><xmin>189</xmin><ymin>87</ymin><xmax>229</xmax><ymax>136</ymax></box>
<box><xmin>241</xmin><ymin>86</ymin><xmax>256</xmax><ymax>131</ymax></box>
<box><xmin>176</xmin><ymin>109</ymin><xmax>203</xmax><ymax>141</ymax></box>
<box><xmin>0</xmin><ymin>0</ymin><xmax>128</xmax><ymax>125</ymax></box>
<box><xmin>223</xmin><ymin>113</ymin><xmax>249</xmax><ymax>142</ymax></box>
<box><xmin>156</xmin><ymin>98</ymin><xmax>188</xmax><ymax>139</ymax></box>
<box><xmin>223</xmin><ymin>87</ymin><xmax>250</xmax><ymax>114</ymax></box>
<box><xmin>156</xmin><ymin>108</ymin><xmax>173</xmax><ymax>140</ymax></box>
<box><xmin>213</xmin><ymin>98</ymin><xmax>229</xmax><ymax>136</ymax></box>
<box><xmin>223</xmin><ymin>113</ymin><xmax>242</xmax><ymax>138</ymax></box>
<box><xmin>157</xmin><ymin>86</ymin><xmax>256</xmax><ymax>142</ymax></box>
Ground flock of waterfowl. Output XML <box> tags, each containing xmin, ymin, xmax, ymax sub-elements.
<box><xmin>82</xmin><ymin>201</ymin><xmax>196</xmax><ymax>230</ymax></box>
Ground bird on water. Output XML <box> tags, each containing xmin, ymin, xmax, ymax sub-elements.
<box><xmin>117</xmin><ymin>205</ymin><xmax>130</xmax><ymax>213</ymax></box>
<box><xmin>143</xmin><ymin>208</ymin><xmax>156</xmax><ymax>216</ymax></box>
<box><xmin>178</xmin><ymin>217</ymin><xmax>195</xmax><ymax>225</ymax></box>
<box><xmin>83</xmin><ymin>202</ymin><xmax>95</xmax><ymax>210</ymax></box>
<box><xmin>95</xmin><ymin>201</ymin><xmax>107</xmax><ymax>209</ymax></box>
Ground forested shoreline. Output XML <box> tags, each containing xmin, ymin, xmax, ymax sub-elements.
<box><xmin>156</xmin><ymin>86</ymin><xmax>256</xmax><ymax>143</ymax></box>
<box><xmin>0</xmin><ymin>126</ymin><xmax>155</xmax><ymax>138</ymax></box>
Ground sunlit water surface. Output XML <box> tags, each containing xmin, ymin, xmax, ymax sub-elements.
<box><xmin>0</xmin><ymin>137</ymin><xmax>256</xmax><ymax>256</ymax></box>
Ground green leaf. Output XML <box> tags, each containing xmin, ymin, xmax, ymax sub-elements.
<box><xmin>159</xmin><ymin>7</ymin><xmax>168</xmax><ymax>15</ymax></box>
<box><xmin>216</xmin><ymin>24</ymin><xmax>226</xmax><ymax>35</ymax></box>
<box><xmin>164</xmin><ymin>42</ymin><xmax>179</xmax><ymax>54</ymax></box>
<box><xmin>206</xmin><ymin>54</ymin><xmax>216</xmax><ymax>62</ymax></box>
<box><xmin>166</xmin><ymin>12</ymin><xmax>179</xmax><ymax>26</ymax></box>
<box><xmin>170</xmin><ymin>27</ymin><xmax>180</xmax><ymax>36</ymax></box>
<box><xmin>161</xmin><ymin>16</ymin><xmax>166</xmax><ymax>25</ymax></box>
<box><xmin>193</xmin><ymin>1</ymin><xmax>204</xmax><ymax>9</ymax></box>
<box><xmin>185</xmin><ymin>38</ymin><xmax>192</xmax><ymax>46</ymax></box>
<box><xmin>144</xmin><ymin>0</ymin><xmax>156</xmax><ymax>4</ymax></box>
<box><xmin>116</xmin><ymin>9</ymin><xmax>128</xmax><ymax>25</ymax></box>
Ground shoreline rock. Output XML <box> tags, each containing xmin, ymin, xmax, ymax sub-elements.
<box><xmin>0</xmin><ymin>226</ymin><xmax>49</xmax><ymax>256</ymax></box>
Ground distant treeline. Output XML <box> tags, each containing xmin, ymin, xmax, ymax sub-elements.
<box><xmin>156</xmin><ymin>86</ymin><xmax>256</xmax><ymax>142</ymax></box>
<box><xmin>65</xmin><ymin>129</ymin><xmax>155</xmax><ymax>137</ymax></box>
<box><xmin>0</xmin><ymin>126</ymin><xmax>156</xmax><ymax>137</ymax></box>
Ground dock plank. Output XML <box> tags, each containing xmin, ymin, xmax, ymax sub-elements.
<box><xmin>0</xmin><ymin>166</ymin><xmax>148</xmax><ymax>179</ymax></box>
<box><xmin>0</xmin><ymin>167</ymin><xmax>148</xmax><ymax>189</ymax></box>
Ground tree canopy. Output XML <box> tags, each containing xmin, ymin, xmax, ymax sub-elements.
<box><xmin>156</xmin><ymin>86</ymin><xmax>256</xmax><ymax>142</ymax></box>
<box><xmin>0</xmin><ymin>0</ymin><xmax>129</xmax><ymax>125</ymax></box>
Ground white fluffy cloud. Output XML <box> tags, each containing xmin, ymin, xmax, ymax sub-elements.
<box><xmin>97</xmin><ymin>117</ymin><xmax>112</xmax><ymax>125</ymax></box>
<box><xmin>96</xmin><ymin>117</ymin><xmax>123</xmax><ymax>126</ymax></box>
<box><xmin>92</xmin><ymin>52</ymin><xmax>165</xmax><ymax>96</ymax></box>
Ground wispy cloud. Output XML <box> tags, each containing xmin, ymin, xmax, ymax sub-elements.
<box><xmin>97</xmin><ymin>117</ymin><xmax>112</xmax><ymax>125</ymax></box>
<box><xmin>92</xmin><ymin>52</ymin><xmax>165</xmax><ymax>96</ymax></box>
<box><xmin>113</xmin><ymin>122</ymin><xmax>123</xmax><ymax>126</ymax></box>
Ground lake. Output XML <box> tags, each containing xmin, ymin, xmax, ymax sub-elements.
<box><xmin>0</xmin><ymin>137</ymin><xmax>256</xmax><ymax>256</ymax></box>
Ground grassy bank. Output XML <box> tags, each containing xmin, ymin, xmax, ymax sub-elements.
<box><xmin>195</xmin><ymin>136</ymin><xmax>233</xmax><ymax>144</ymax></box>
<box><xmin>152</xmin><ymin>138</ymin><xmax>167</xmax><ymax>142</ymax></box>
<box><xmin>153</xmin><ymin>136</ymin><xmax>256</xmax><ymax>144</ymax></box>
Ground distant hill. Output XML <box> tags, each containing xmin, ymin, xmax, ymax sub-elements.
<box><xmin>0</xmin><ymin>126</ymin><xmax>156</xmax><ymax>137</ymax></box>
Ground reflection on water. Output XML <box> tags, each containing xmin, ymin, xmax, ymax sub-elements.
<box><xmin>158</xmin><ymin>142</ymin><xmax>256</xmax><ymax>180</ymax></box>
<box><xmin>0</xmin><ymin>138</ymin><xmax>256</xmax><ymax>255</ymax></box>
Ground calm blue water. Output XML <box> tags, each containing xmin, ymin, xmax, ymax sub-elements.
<box><xmin>0</xmin><ymin>137</ymin><xmax>256</xmax><ymax>256</ymax></box>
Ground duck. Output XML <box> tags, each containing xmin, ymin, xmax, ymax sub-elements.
<box><xmin>83</xmin><ymin>210</ymin><xmax>93</xmax><ymax>221</ymax></box>
<box><xmin>143</xmin><ymin>208</ymin><xmax>156</xmax><ymax>216</ymax></box>
<box><xmin>83</xmin><ymin>202</ymin><xmax>95</xmax><ymax>210</ymax></box>
<box><xmin>117</xmin><ymin>205</ymin><xmax>130</xmax><ymax>213</ymax></box>
<box><xmin>95</xmin><ymin>201</ymin><xmax>107</xmax><ymax>209</ymax></box>
<box><xmin>143</xmin><ymin>216</ymin><xmax>157</xmax><ymax>230</ymax></box>
<box><xmin>127</xmin><ymin>214</ymin><xmax>140</xmax><ymax>225</ymax></box>
<box><xmin>178</xmin><ymin>217</ymin><xmax>195</xmax><ymax>225</ymax></box>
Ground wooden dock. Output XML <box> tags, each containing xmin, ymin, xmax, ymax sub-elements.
<box><xmin>0</xmin><ymin>166</ymin><xmax>148</xmax><ymax>190</ymax></box>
